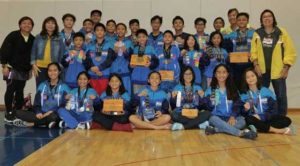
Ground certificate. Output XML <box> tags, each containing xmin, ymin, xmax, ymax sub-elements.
<box><xmin>102</xmin><ymin>99</ymin><xmax>124</xmax><ymax>115</ymax></box>
<box><xmin>229</xmin><ymin>52</ymin><xmax>249</xmax><ymax>63</ymax></box>
<box><xmin>181</xmin><ymin>109</ymin><xmax>198</xmax><ymax>118</ymax></box>
<box><xmin>130</xmin><ymin>54</ymin><xmax>149</xmax><ymax>66</ymax></box>
<box><xmin>159</xmin><ymin>70</ymin><xmax>174</xmax><ymax>81</ymax></box>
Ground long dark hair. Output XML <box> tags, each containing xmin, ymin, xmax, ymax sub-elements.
<box><xmin>106</xmin><ymin>73</ymin><xmax>126</xmax><ymax>96</ymax></box>
<box><xmin>241</xmin><ymin>68</ymin><xmax>262</xmax><ymax>93</ymax></box>
<box><xmin>76</xmin><ymin>71</ymin><xmax>91</xmax><ymax>88</ymax></box>
<box><xmin>260</xmin><ymin>9</ymin><xmax>277</xmax><ymax>28</ymax></box>
<box><xmin>183</xmin><ymin>35</ymin><xmax>199</xmax><ymax>51</ymax></box>
<box><xmin>40</xmin><ymin>16</ymin><xmax>59</xmax><ymax>37</ymax></box>
<box><xmin>180</xmin><ymin>66</ymin><xmax>195</xmax><ymax>86</ymax></box>
<box><xmin>46</xmin><ymin>62</ymin><xmax>62</xmax><ymax>80</ymax></box>
<box><xmin>208</xmin><ymin>31</ymin><xmax>224</xmax><ymax>47</ymax></box>
<box><xmin>210</xmin><ymin>64</ymin><xmax>238</xmax><ymax>101</ymax></box>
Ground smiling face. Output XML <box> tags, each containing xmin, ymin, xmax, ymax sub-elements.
<box><xmin>109</xmin><ymin>76</ymin><xmax>121</xmax><ymax>91</ymax></box>
<box><xmin>212</xmin><ymin>33</ymin><xmax>222</xmax><ymax>47</ymax></box>
<box><xmin>237</xmin><ymin>15</ymin><xmax>248</xmax><ymax>29</ymax></box>
<box><xmin>228</xmin><ymin>10</ymin><xmax>238</xmax><ymax>25</ymax></box>
<box><xmin>173</xmin><ymin>19</ymin><xmax>184</xmax><ymax>31</ymax></box>
<box><xmin>186</xmin><ymin>36</ymin><xmax>196</xmax><ymax>49</ymax></box>
<box><xmin>19</xmin><ymin>19</ymin><xmax>33</xmax><ymax>33</ymax></box>
<box><xmin>163</xmin><ymin>33</ymin><xmax>173</xmax><ymax>45</ymax></box>
<box><xmin>245</xmin><ymin>70</ymin><xmax>258</xmax><ymax>87</ymax></box>
<box><xmin>130</xmin><ymin>22</ymin><xmax>139</xmax><ymax>34</ymax></box>
<box><xmin>137</xmin><ymin>33</ymin><xmax>148</xmax><ymax>46</ymax></box>
<box><xmin>213</xmin><ymin>19</ymin><xmax>224</xmax><ymax>31</ymax></box>
<box><xmin>262</xmin><ymin>11</ymin><xmax>274</xmax><ymax>28</ymax></box>
<box><xmin>183</xmin><ymin>69</ymin><xmax>194</xmax><ymax>84</ymax></box>
<box><xmin>83</xmin><ymin>21</ymin><xmax>93</xmax><ymax>33</ymax></box>
<box><xmin>195</xmin><ymin>21</ymin><xmax>205</xmax><ymax>34</ymax></box>
<box><xmin>77</xmin><ymin>74</ymin><xmax>89</xmax><ymax>89</ymax></box>
<box><xmin>47</xmin><ymin>64</ymin><xmax>60</xmax><ymax>81</ymax></box>
<box><xmin>116</xmin><ymin>25</ymin><xmax>127</xmax><ymax>38</ymax></box>
<box><xmin>215</xmin><ymin>66</ymin><xmax>228</xmax><ymax>83</ymax></box>
<box><xmin>45</xmin><ymin>20</ymin><xmax>56</xmax><ymax>34</ymax></box>
<box><xmin>148</xmin><ymin>73</ymin><xmax>161</xmax><ymax>88</ymax></box>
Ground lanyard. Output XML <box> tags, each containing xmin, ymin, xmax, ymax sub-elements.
<box><xmin>248</xmin><ymin>90</ymin><xmax>263</xmax><ymax>113</ymax></box>
<box><xmin>41</xmin><ymin>83</ymin><xmax>61</xmax><ymax>107</ymax></box>
<box><xmin>96</xmin><ymin>40</ymin><xmax>105</xmax><ymax>56</ymax></box>
<box><xmin>138</xmin><ymin>46</ymin><xmax>145</xmax><ymax>56</ymax></box>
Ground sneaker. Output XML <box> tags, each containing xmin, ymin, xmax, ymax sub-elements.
<box><xmin>59</xmin><ymin>121</ymin><xmax>66</xmax><ymax>129</ymax></box>
<box><xmin>198</xmin><ymin>121</ymin><xmax>210</xmax><ymax>129</ymax></box>
<box><xmin>205</xmin><ymin>126</ymin><xmax>216</xmax><ymax>135</ymax></box>
<box><xmin>171</xmin><ymin>123</ymin><xmax>184</xmax><ymax>131</ymax></box>
<box><xmin>76</xmin><ymin>122</ymin><xmax>91</xmax><ymax>130</ymax></box>
<box><xmin>240</xmin><ymin>129</ymin><xmax>257</xmax><ymax>140</ymax></box>
<box><xmin>4</xmin><ymin>111</ymin><xmax>15</xmax><ymax>124</ymax></box>
<box><xmin>13</xmin><ymin>119</ymin><xmax>29</xmax><ymax>127</ymax></box>
<box><xmin>48</xmin><ymin>121</ymin><xmax>57</xmax><ymax>129</ymax></box>
<box><xmin>248</xmin><ymin>125</ymin><xmax>257</xmax><ymax>133</ymax></box>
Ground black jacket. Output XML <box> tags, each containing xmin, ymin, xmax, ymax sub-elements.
<box><xmin>0</xmin><ymin>30</ymin><xmax>35</xmax><ymax>71</ymax></box>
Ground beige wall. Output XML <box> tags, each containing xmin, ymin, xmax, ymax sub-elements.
<box><xmin>0</xmin><ymin>0</ymin><xmax>299</xmax><ymax>107</ymax></box>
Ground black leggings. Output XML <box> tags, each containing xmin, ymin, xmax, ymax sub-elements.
<box><xmin>5</xmin><ymin>79</ymin><xmax>26</xmax><ymax>115</ymax></box>
<box><xmin>245</xmin><ymin>115</ymin><xmax>292</xmax><ymax>133</ymax></box>
<box><xmin>171</xmin><ymin>110</ymin><xmax>211</xmax><ymax>129</ymax></box>
<box><xmin>16</xmin><ymin>110</ymin><xmax>60</xmax><ymax>127</ymax></box>
<box><xmin>93</xmin><ymin>111</ymin><xmax>129</xmax><ymax>130</ymax></box>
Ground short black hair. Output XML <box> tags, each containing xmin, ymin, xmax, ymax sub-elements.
<box><xmin>194</xmin><ymin>17</ymin><xmax>207</xmax><ymax>25</ymax></box>
<box><xmin>129</xmin><ymin>19</ymin><xmax>140</xmax><ymax>26</ymax></box>
<box><xmin>136</xmin><ymin>29</ymin><xmax>148</xmax><ymax>37</ymax></box>
<box><xmin>172</xmin><ymin>16</ymin><xmax>184</xmax><ymax>25</ymax></box>
<box><xmin>18</xmin><ymin>16</ymin><xmax>34</xmax><ymax>27</ymax></box>
<box><xmin>116</xmin><ymin>23</ymin><xmax>127</xmax><ymax>30</ymax></box>
<box><xmin>213</xmin><ymin>17</ymin><xmax>225</xmax><ymax>26</ymax></box>
<box><xmin>62</xmin><ymin>13</ymin><xmax>76</xmax><ymax>22</ymax></box>
<box><xmin>83</xmin><ymin>18</ymin><xmax>94</xmax><ymax>25</ymax></box>
<box><xmin>90</xmin><ymin>10</ymin><xmax>102</xmax><ymax>17</ymax></box>
<box><xmin>260</xmin><ymin>9</ymin><xmax>277</xmax><ymax>28</ymax></box>
<box><xmin>151</xmin><ymin>15</ymin><xmax>163</xmax><ymax>24</ymax></box>
<box><xmin>237</xmin><ymin>12</ymin><xmax>249</xmax><ymax>20</ymax></box>
<box><xmin>73</xmin><ymin>32</ymin><xmax>85</xmax><ymax>40</ymax></box>
<box><xmin>106</xmin><ymin>19</ymin><xmax>116</xmax><ymax>26</ymax></box>
<box><xmin>227</xmin><ymin>8</ymin><xmax>239</xmax><ymax>15</ymax></box>
<box><xmin>163</xmin><ymin>30</ymin><xmax>174</xmax><ymax>38</ymax></box>
<box><xmin>94</xmin><ymin>23</ymin><xmax>106</xmax><ymax>32</ymax></box>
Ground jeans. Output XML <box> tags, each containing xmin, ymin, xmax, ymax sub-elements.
<box><xmin>209</xmin><ymin>115</ymin><xmax>246</xmax><ymax>136</ymax></box>
<box><xmin>262</xmin><ymin>71</ymin><xmax>287</xmax><ymax>115</ymax></box>
<box><xmin>58</xmin><ymin>108</ymin><xmax>92</xmax><ymax>129</ymax></box>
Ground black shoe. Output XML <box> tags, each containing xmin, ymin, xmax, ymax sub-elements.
<box><xmin>48</xmin><ymin>121</ymin><xmax>57</xmax><ymax>129</ymax></box>
<box><xmin>4</xmin><ymin>111</ymin><xmax>16</xmax><ymax>124</ymax></box>
<box><xmin>240</xmin><ymin>129</ymin><xmax>257</xmax><ymax>140</ymax></box>
<box><xmin>205</xmin><ymin>126</ymin><xmax>216</xmax><ymax>135</ymax></box>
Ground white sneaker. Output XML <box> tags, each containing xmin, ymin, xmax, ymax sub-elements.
<box><xmin>13</xmin><ymin>119</ymin><xmax>29</xmax><ymax>127</ymax></box>
<box><xmin>48</xmin><ymin>121</ymin><xmax>56</xmax><ymax>129</ymax></box>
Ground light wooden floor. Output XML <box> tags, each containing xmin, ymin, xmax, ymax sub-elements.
<box><xmin>17</xmin><ymin>113</ymin><xmax>300</xmax><ymax>166</ymax></box>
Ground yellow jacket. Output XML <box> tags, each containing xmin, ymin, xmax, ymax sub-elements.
<box><xmin>250</xmin><ymin>27</ymin><xmax>297</xmax><ymax>79</ymax></box>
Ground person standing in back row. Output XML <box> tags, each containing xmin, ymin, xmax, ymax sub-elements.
<box><xmin>251</xmin><ymin>9</ymin><xmax>297</xmax><ymax>116</ymax></box>
<box><xmin>0</xmin><ymin>16</ymin><xmax>35</xmax><ymax>123</ymax></box>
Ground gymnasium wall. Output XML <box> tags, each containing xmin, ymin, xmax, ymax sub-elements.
<box><xmin>0</xmin><ymin>0</ymin><xmax>299</xmax><ymax>108</ymax></box>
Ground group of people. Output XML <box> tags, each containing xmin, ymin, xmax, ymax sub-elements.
<box><xmin>0</xmin><ymin>8</ymin><xmax>297</xmax><ymax>140</ymax></box>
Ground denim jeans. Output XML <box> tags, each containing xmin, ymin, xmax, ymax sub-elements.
<box><xmin>209</xmin><ymin>115</ymin><xmax>246</xmax><ymax>136</ymax></box>
<box><xmin>262</xmin><ymin>71</ymin><xmax>287</xmax><ymax>116</ymax></box>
